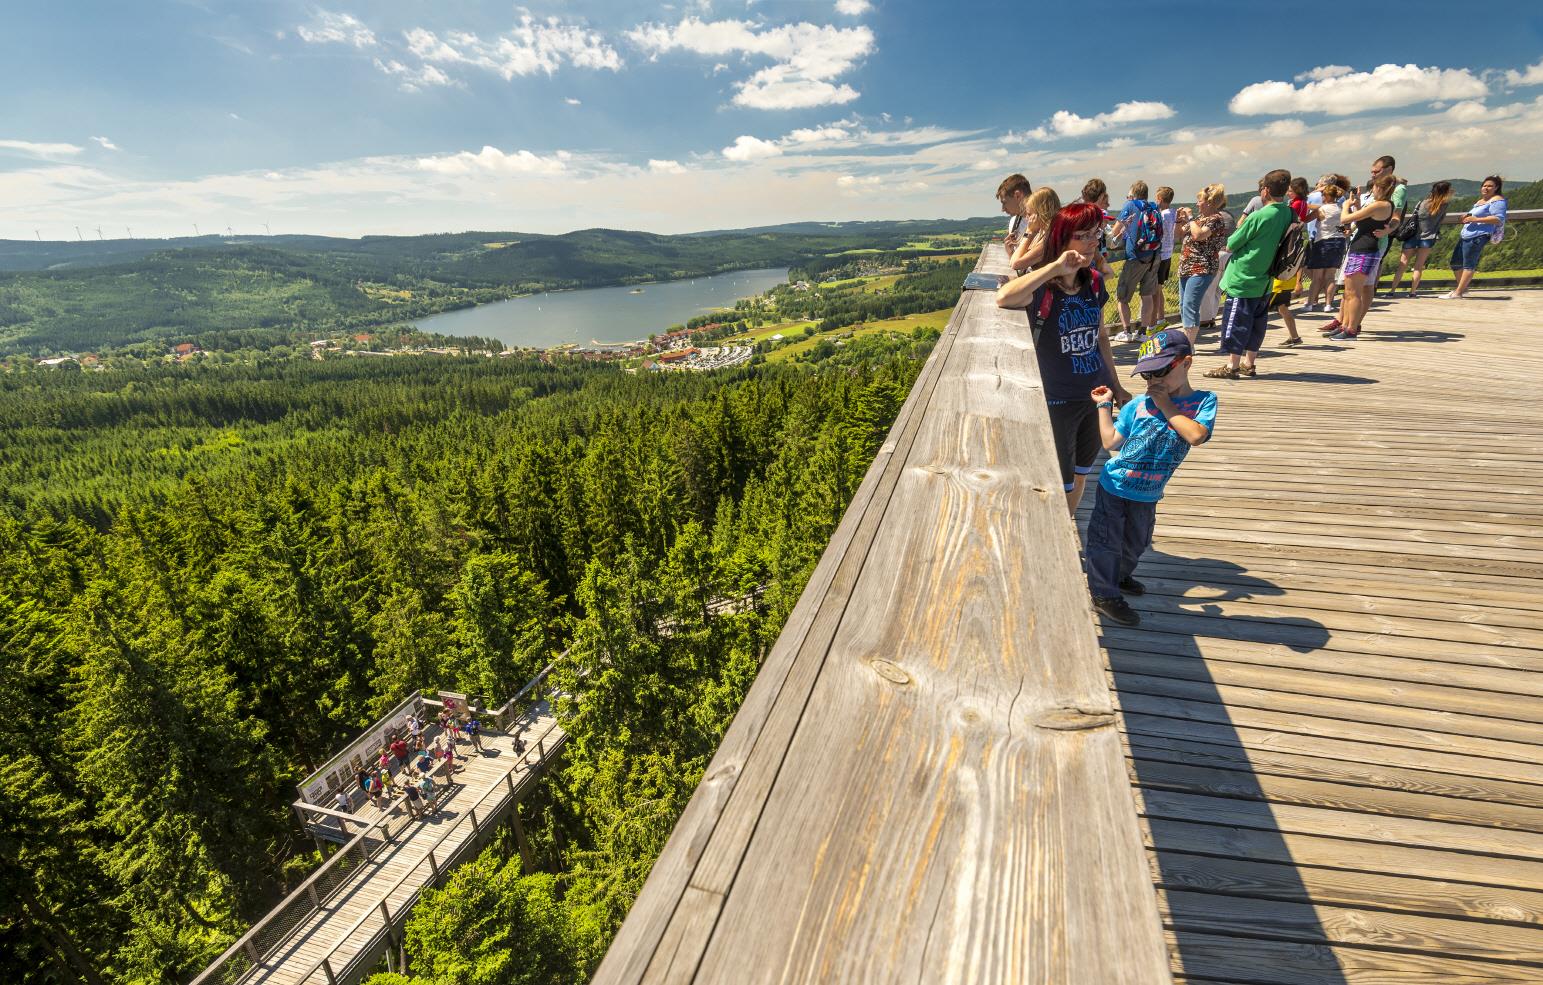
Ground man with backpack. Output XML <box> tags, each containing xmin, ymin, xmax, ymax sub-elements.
<box><xmin>1204</xmin><ymin>169</ymin><xmax>1296</xmax><ymax>381</ymax></box>
<box><xmin>1107</xmin><ymin>181</ymin><xmax>1165</xmax><ymax>343</ymax></box>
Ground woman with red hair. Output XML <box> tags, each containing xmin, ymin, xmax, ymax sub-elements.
<box><xmin>998</xmin><ymin>201</ymin><xmax>1131</xmax><ymax>515</ymax></box>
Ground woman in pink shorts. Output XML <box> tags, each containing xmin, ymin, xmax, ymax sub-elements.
<box><xmin>1329</xmin><ymin>175</ymin><xmax>1395</xmax><ymax>341</ymax></box>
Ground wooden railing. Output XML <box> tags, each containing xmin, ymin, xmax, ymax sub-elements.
<box><xmin>594</xmin><ymin>244</ymin><xmax>1171</xmax><ymax>984</ymax></box>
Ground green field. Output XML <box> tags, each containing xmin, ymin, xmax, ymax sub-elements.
<box><xmin>766</xmin><ymin>308</ymin><xmax>952</xmax><ymax>362</ymax></box>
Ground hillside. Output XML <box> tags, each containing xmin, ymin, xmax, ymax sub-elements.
<box><xmin>0</xmin><ymin>222</ymin><xmax>996</xmax><ymax>355</ymax></box>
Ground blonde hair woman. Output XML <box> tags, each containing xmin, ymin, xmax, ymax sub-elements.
<box><xmin>1174</xmin><ymin>183</ymin><xmax>1227</xmax><ymax>344</ymax></box>
<box><xmin>1009</xmin><ymin>186</ymin><xmax>1063</xmax><ymax>271</ymax></box>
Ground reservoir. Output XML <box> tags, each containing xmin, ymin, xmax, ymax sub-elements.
<box><xmin>413</xmin><ymin>267</ymin><xmax>790</xmax><ymax>349</ymax></box>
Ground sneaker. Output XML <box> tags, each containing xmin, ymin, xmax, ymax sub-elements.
<box><xmin>1118</xmin><ymin>577</ymin><xmax>1146</xmax><ymax>596</ymax></box>
<box><xmin>1148</xmin><ymin>320</ymin><xmax>1169</xmax><ymax>333</ymax></box>
<box><xmin>1327</xmin><ymin>329</ymin><xmax>1358</xmax><ymax>341</ymax></box>
<box><xmin>1092</xmin><ymin>595</ymin><xmax>1141</xmax><ymax>627</ymax></box>
<box><xmin>1111</xmin><ymin>330</ymin><xmax>1132</xmax><ymax>343</ymax></box>
<box><xmin>1280</xmin><ymin>336</ymin><xmax>1303</xmax><ymax>347</ymax></box>
<box><xmin>1437</xmin><ymin>291</ymin><xmax>1461</xmax><ymax>300</ymax></box>
<box><xmin>1319</xmin><ymin>318</ymin><xmax>1342</xmax><ymax>335</ymax></box>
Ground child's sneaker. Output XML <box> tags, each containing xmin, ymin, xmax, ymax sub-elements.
<box><xmin>1118</xmin><ymin>577</ymin><xmax>1146</xmax><ymax>596</ymax></box>
<box><xmin>1092</xmin><ymin>596</ymin><xmax>1141</xmax><ymax>627</ymax></box>
<box><xmin>1280</xmin><ymin>336</ymin><xmax>1303</xmax><ymax>347</ymax></box>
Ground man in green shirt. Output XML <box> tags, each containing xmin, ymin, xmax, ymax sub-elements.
<box><xmin>1204</xmin><ymin>169</ymin><xmax>1293</xmax><ymax>380</ymax></box>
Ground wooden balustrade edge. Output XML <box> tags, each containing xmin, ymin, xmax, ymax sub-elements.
<box><xmin>593</xmin><ymin>244</ymin><xmax>1172</xmax><ymax>985</ymax></box>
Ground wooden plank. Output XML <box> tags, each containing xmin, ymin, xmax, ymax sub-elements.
<box><xmin>1147</xmin><ymin>850</ymin><xmax>1543</xmax><ymax>925</ymax></box>
<box><xmin>1164</xmin><ymin>930</ymin><xmax>1529</xmax><ymax>984</ymax></box>
<box><xmin>1158</xmin><ymin>889</ymin><xmax>1543</xmax><ymax>965</ymax></box>
<box><xmin>600</xmin><ymin>245</ymin><xmax>1171</xmax><ymax>984</ymax></box>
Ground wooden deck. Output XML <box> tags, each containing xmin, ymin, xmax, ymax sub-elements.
<box><xmin>244</xmin><ymin>714</ymin><xmax>563</xmax><ymax>985</ymax></box>
<box><xmin>1087</xmin><ymin>285</ymin><xmax>1543</xmax><ymax>982</ymax></box>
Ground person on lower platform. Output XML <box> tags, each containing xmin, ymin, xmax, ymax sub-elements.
<box><xmin>1087</xmin><ymin>330</ymin><xmax>1217</xmax><ymax>627</ymax></box>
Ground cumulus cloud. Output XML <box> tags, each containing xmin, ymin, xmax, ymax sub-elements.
<box><xmin>835</xmin><ymin>0</ymin><xmax>872</xmax><ymax>13</ymax></box>
<box><xmin>1506</xmin><ymin>58</ymin><xmax>1543</xmax><ymax>87</ymax></box>
<box><xmin>1262</xmin><ymin>119</ymin><xmax>1306</xmax><ymax>137</ymax></box>
<box><xmin>404</xmin><ymin>17</ymin><xmax>621</xmax><ymax>80</ymax></box>
<box><xmin>784</xmin><ymin>125</ymin><xmax>850</xmax><ymax>145</ymax></box>
<box><xmin>297</xmin><ymin>11</ymin><xmax>377</xmax><ymax>48</ymax></box>
<box><xmin>1444</xmin><ymin>100</ymin><xmax>1489</xmax><ymax>122</ymax></box>
<box><xmin>416</xmin><ymin>146</ymin><xmax>571</xmax><ymax>175</ymax></box>
<box><xmin>373</xmin><ymin>58</ymin><xmax>456</xmax><ymax>91</ymax></box>
<box><xmin>1229</xmin><ymin>63</ymin><xmax>1487</xmax><ymax>115</ymax></box>
<box><xmin>722</xmin><ymin>135</ymin><xmax>782</xmax><ymax>161</ymax></box>
<box><xmin>1002</xmin><ymin>101</ymin><xmax>1174</xmax><ymax>144</ymax></box>
<box><xmin>1098</xmin><ymin>136</ymin><xmax>1134</xmax><ymax>149</ymax></box>
<box><xmin>1294</xmin><ymin>65</ymin><xmax>1353</xmax><ymax>83</ymax></box>
<box><xmin>627</xmin><ymin>17</ymin><xmax>873</xmax><ymax>109</ymax></box>
<box><xmin>565</xmin><ymin>97</ymin><xmax>582</xmax><ymax>105</ymax></box>
<box><xmin>91</xmin><ymin>135</ymin><xmax>120</xmax><ymax>151</ymax></box>
<box><xmin>648</xmin><ymin>159</ymin><xmax>687</xmax><ymax>173</ymax></box>
<box><xmin>0</xmin><ymin>139</ymin><xmax>84</xmax><ymax>159</ymax></box>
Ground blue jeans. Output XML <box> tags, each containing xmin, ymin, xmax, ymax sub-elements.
<box><xmin>1179</xmin><ymin>272</ymin><xmax>1216</xmax><ymax>328</ymax></box>
<box><xmin>1451</xmin><ymin>235</ymin><xmax>1488</xmax><ymax>271</ymax></box>
<box><xmin>1086</xmin><ymin>483</ymin><xmax>1157</xmax><ymax>600</ymax></box>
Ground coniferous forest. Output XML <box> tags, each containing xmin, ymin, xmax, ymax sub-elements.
<box><xmin>0</xmin><ymin>334</ymin><xmax>936</xmax><ymax>985</ymax></box>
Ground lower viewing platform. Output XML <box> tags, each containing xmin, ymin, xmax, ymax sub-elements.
<box><xmin>596</xmin><ymin>240</ymin><xmax>1543</xmax><ymax>983</ymax></box>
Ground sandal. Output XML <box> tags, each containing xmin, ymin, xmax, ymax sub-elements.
<box><xmin>1239</xmin><ymin>364</ymin><xmax>1257</xmax><ymax>378</ymax></box>
<box><xmin>1204</xmin><ymin>365</ymin><xmax>1239</xmax><ymax>380</ymax></box>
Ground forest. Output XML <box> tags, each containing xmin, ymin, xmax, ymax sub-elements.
<box><xmin>0</xmin><ymin>327</ymin><xmax>939</xmax><ymax>985</ymax></box>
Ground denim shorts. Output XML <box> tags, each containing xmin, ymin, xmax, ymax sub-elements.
<box><xmin>1451</xmin><ymin>235</ymin><xmax>1488</xmax><ymax>271</ymax></box>
<box><xmin>1306</xmin><ymin>238</ymin><xmax>1345</xmax><ymax>270</ymax></box>
<box><xmin>1406</xmin><ymin>237</ymin><xmax>1439</xmax><ymax>251</ymax></box>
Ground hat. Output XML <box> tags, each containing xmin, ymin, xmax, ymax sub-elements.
<box><xmin>1130</xmin><ymin>329</ymin><xmax>1193</xmax><ymax>376</ymax></box>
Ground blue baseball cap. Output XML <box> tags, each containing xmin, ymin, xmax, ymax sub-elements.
<box><xmin>1131</xmin><ymin>329</ymin><xmax>1193</xmax><ymax>376</ymax></box>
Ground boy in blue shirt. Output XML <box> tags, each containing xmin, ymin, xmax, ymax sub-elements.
<box><xmin>1087</xmin><ymin>330</ymin><xmax>1217</xmax><ymax>627</ymax></box>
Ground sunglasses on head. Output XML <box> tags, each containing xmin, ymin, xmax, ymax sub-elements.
<box><xmin>1139</xmin><ymin>362</ymin><xmax>1176</xmax><ymax>381</ymax></box>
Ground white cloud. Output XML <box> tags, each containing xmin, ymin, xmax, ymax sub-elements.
<box><xmin>1098</xmin><ymin>136</ymin><xmax>1134</xmax><ymax>149</ymax></box>
<box><xmin>297</xmin><ymin>11</ymin><xmax>377</xmax><ymax>48</ymax></box>
<box><xmin>835</xmin><ymin>0</ymin><xmax>872</xmax><ymax>13</ymax></box>
<box><xmin>1506</xmin><ymin>58</ymin><xmax>1543</xmax><ymax>87</ymax></box>
<box><xmin>416</xmin><ymin>146</ymin><xmax>571</xmax><ymax>175</ymax></box>
<box><xmin>627</xmin><ymin>17</ymin><xmax>873</xmax><ymax>109</ymax></box>
<box><xmin>1294</xmin><ymin>65</ymin><xmax>1353</xmax><ymax>83</ymax></box>
<box><xmin>1444</xmin><ymin>100</ymin><xmax>1489</xmax><ymax>122</ymax></box>
<box><xmin>836</xmin><ymin>174</ymin><xmax>880</xmax><ymax>187</ymax></box>
<box><xmin>784</xmin><ymin>126</ymin><xmax>850</xmax><ymax>145</ymax></box>
<box><xmin>1229</xmin><ymin>63</ymin><xmax>1487</xmax><ymax>115</ymax></box>
<box><xmin>373</xmin><ymin>58</ymin><xmax>456</xmax><ymax>91</ymax></box>
<box><xmin>565</xmin><ymin>97</ymin><xmax>582</xmax><ymax>105</ymax></box>
<box><xmin>91</xmin><ymin>135</ymin><xmax>120</xmax><ymax>151</ymax></box>
<box><xmin>0</xmin><ymin>139</ymin><xmax>84</xmax><ymax>159</ymax></box>
<box><xmin>1262</xmin><ymin>119</ymin><xmax>1306</xmax><ymax>137</ymax></box>
<box><xmin>648</xmin><ymin>159</ymin><xmax>687</xmax><ymax>174</ymax></box>
<box><xmin>404</xmin><ymin>17</ymin><xmax>621</xmax><ymax>80</ymax></box>
<box><xmin>1170</xmin><ymin>129</ymin><xmax>1196</xmax><ymax>143</ymax></box>
<box><xmin>722</xmin><ymin>135</ymin><xmax>782</xmax><ymax>161</ymax></box>
<box><xmin>1003</xmin><ymin>101</ymin><xmax>1174</xmax><ymax>144</ymax></box>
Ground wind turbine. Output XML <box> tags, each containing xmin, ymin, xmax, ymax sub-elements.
<box><xmin>95</xmin><ymin>227</ymin><xmax>104</xmax><ymax>240</ymax></box>
<box><xmin>126</xmin><ymin>227</ymin><xmax>133</xmax><ymax>239</ymax></box>
<box><xmin>34</xmin><ymin>230</ymin><xmax>41</xmax><ymax>241</ymax></box>
<box><xmin>263</xmin><ymin>222</ymin><xmax>271</xmax><ymax>236</ymax></box>
<box><xmin>75</xmin><ymin>226</ymin><xmax>83</xmax><ymax>241</ymax></box>
<box><xmin>225</xmin><ymin>225</ymin><xmax>233</xmax><ymax>237</ymax></box>
<box><xmin>193</xmin><ymin>222</ymin><xmax>201</xmax><ymax>237</ymax></box>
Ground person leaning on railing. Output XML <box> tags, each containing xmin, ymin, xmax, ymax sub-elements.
<box><xmin>1441</xmin><ymin>175</ymin><xmax>1507</xmax><ymax>300</ymax></box>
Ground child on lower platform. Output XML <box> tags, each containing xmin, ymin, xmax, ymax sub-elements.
<box><xmin>1087</xmin><ymin>330</ymin><xmax>1217</xmax><ymax>627</ymax></box>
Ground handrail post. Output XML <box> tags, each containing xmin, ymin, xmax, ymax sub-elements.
<box><xmin>243</xmin><ymin>940</ymin><xmax>260</xmax><ymax>965</ymax></box>
<box><xmin>321</xmin><ymin>957</ymin><xmax>338</xmax><ymax>985</ymax></box>
<box><xmin>307</xmin><ymin>882</ymin><xmax>321</xmax><ymax>909</ymax></box>
<box><xmin>428</xmin><ymin>849</ymin><xmax>441</xmax><ymax>885</ymax></box>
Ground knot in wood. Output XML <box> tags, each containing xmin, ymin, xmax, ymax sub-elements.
<box><xmin>1033</xmin><ymin>707</ymin><xmax>1116</xmax><ymax>731</ymax></box>
<box><xmin>868</xmin><ymin>658</ymin><xmax>911</xmax><ymax>686</ymax></box>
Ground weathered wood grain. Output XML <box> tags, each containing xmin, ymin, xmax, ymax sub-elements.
<box><xmin>596</xmin><ymin>245</ymin><xmax>1171</xmax><ymax>983</ymax></box>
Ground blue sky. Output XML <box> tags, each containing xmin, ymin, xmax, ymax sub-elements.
<box><xmin>2</xmin><ymin>1</ymin><xmax>1541</xmax><ymax>239</ymax></box>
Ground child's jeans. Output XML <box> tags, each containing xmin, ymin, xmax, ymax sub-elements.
<box><xmin>1086</xmin><ymin>483</ymin><xmax>1157</xmax><ymax>599</ymax></box>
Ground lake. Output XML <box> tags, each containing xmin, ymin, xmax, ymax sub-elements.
<box><xmin>413</xmin><ymin>267</ymin><xmax>790</xmax><ymax>349</ymax></box>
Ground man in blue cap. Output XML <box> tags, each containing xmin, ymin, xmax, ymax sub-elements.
<box><xmin>1087</xmin><ymin>330</ymin><xmax>1217</xmax><ymax>627</ymax></box>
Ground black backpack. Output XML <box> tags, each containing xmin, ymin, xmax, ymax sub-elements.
<box><xmin>1267</xmin><ymin>218</ymin><xmax>1309</xmax><ymax>281</ymax></box>
<box><xmin>1393</xmin><ymin>202</ymin><xmax>1420</xmax><ymax>242</ymax></box>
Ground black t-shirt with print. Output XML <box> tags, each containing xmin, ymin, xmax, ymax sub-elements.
<box><xmin>1029</xmin><ymin>275</ymin><xmax>1111</xmax><ymax>404</ymax></box>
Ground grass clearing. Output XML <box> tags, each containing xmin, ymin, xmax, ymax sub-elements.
<box><xmin>765</xmin><ymin>308</ymin><xmax>952</xmax><ymax>363</ymax></box>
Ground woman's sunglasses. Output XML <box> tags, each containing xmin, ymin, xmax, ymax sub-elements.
<box><xmin>1139</xmin><ymin>362</ymin><xmax>1176</xmax><ymax>381</ymax></box>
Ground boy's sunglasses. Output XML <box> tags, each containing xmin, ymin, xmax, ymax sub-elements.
<box><xmin>1139</xmin><ymin>362</ymin><xmax>1176</xmax><ymax>381</ymax></box>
